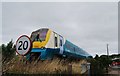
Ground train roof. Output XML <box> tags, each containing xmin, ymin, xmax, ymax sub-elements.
<box><xmin>65</xmin><ymin>40</ymin><xmax>92</xmax><ymax>58</ymax></box>
<box><xmin>32</xmin><ymin>28</ymin><xmax>49</xmax><ymax>33</ymax></box>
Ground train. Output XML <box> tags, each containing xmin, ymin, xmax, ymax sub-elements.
<box><xmin>25</xmin><ymin>28</ymin><xmax>92</xmax><ymax>60</ymax></box>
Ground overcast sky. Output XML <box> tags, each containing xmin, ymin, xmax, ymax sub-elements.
<box><xmin>2</xmin><ymin>2</ymin><xmax>118</xmax><ymax>56</ymax></box>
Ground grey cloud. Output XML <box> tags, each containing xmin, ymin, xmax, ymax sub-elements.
<box><xmin>2</xmin><ymin>2</ymin><xmax>118</xmax><ymax>56</ymax></box>
<box><xmin>0</xmin><ymin>2</ymin><xmax>2</xmax><ymax>45</ymax></box>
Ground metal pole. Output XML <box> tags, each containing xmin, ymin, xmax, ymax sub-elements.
<box><xmin>107</xmin><ymin>44</ymin><xmax>109</xmax><ymax>56</ymax></box>
<box><xmin>106</xmin><ymin>44</ymin><xmax>109</xmax><ymax>73</ymax></box>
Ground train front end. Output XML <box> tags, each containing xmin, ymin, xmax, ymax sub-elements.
<box><xmin>26</xmin><ymin>28</ymin><xmax>52</xmax><ymax>60</ymax></box>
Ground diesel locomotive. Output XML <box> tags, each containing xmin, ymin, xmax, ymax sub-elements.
<box><xmin>24</xmin><ymin>28</ymin><xmax>92</xmax><ymax>60</ymax></box>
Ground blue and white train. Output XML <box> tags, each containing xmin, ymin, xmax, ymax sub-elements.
<box><xmin>26</xmin><ymin>28</ymin><xmax>92</xmax><ymax>60</ymax></box>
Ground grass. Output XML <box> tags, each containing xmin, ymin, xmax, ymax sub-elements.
<box><xmin>3</xmin><ymin>55</ymin><xmax>88</xmax><ymax>74</ymax></box>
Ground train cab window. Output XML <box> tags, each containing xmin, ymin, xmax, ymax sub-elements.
<box><xmin>55</xmin><ymin>37</ymin><xmax>57</xmax><ymax>47</ymax></box>
<box><xmin>39</xmin><ymin>29</ymin><xmax>48</xmax><ymax>41</ymax></box>
<box><xmin>30</xmin><ymin>29</ymin><xmax>48</xmax><ymax>42</ymax></box>
<box><xmin>35</xmin><ymin>34</ymin><xmax>39</xmax><ymax>41</ymax></box>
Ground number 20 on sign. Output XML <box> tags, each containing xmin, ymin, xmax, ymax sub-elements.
<box><xmin>16</xmin><ymin>35</ymin><xmax>31</xmax><ymax>56</ymax></box>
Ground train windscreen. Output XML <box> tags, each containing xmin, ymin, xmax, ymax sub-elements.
<box><xmin>30</xmin><ymin>29</ymin><xmax>48</xmax><ymax>42</ymax></box>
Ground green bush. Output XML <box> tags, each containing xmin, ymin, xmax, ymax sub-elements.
<box><xmin>87</xmin><ymin>54</ymin><xmax>112</xmax><ymax>75</ymax></box>
<box><xmin>1</xmin><ymin>40</ymin><xmax>16</xmax><ymax>63</ymax></box>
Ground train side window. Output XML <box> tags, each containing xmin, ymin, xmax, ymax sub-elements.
<box><xmin>74</xmin><ymin>47</ymin><xmax>75</xmax><ymax>52</ymax></box>
<box><xmin>55</xmin><ymin>37</ymin><xmax>57</xmax><ymax>47</ymax></box>
<box><xmin>60</xmin><ymin>39</ymin><xmax>62</xmax><ymax>46</ymax></box>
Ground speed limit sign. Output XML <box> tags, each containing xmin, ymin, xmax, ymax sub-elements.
<box><xmin>16</xmin><ymin>35</ymin><xmax>31</xmax><ymax>56</ymax></box>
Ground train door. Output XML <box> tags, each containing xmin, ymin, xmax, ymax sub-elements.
<box><xmin>59</xmin><ymin>36</ymin><xmax>64</xmax><ymax>54</ymax></box>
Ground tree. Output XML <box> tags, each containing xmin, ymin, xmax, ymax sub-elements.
<box><xmin>2</xmin><ymin>40</ymin><xmax>16</xmax><ymax>63</ymax></box>
<box><xmin>87</xmin><ymin>54</ymin><xmax>112</xmax><ymax>75</ymax></box>
<box><xmin>94</xmin><ymin>54</ymin><xmax>99</xmax><ymax>60</ymax></box>
<box><xmin>88</xmin><ymin>58</ymin><xmax>104</xmax><ymax>75</ymax></box>
<box><xmin>99</xmin><ymin>55</ymin><xmax>112</xmax><ymax>72</ymax></box>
